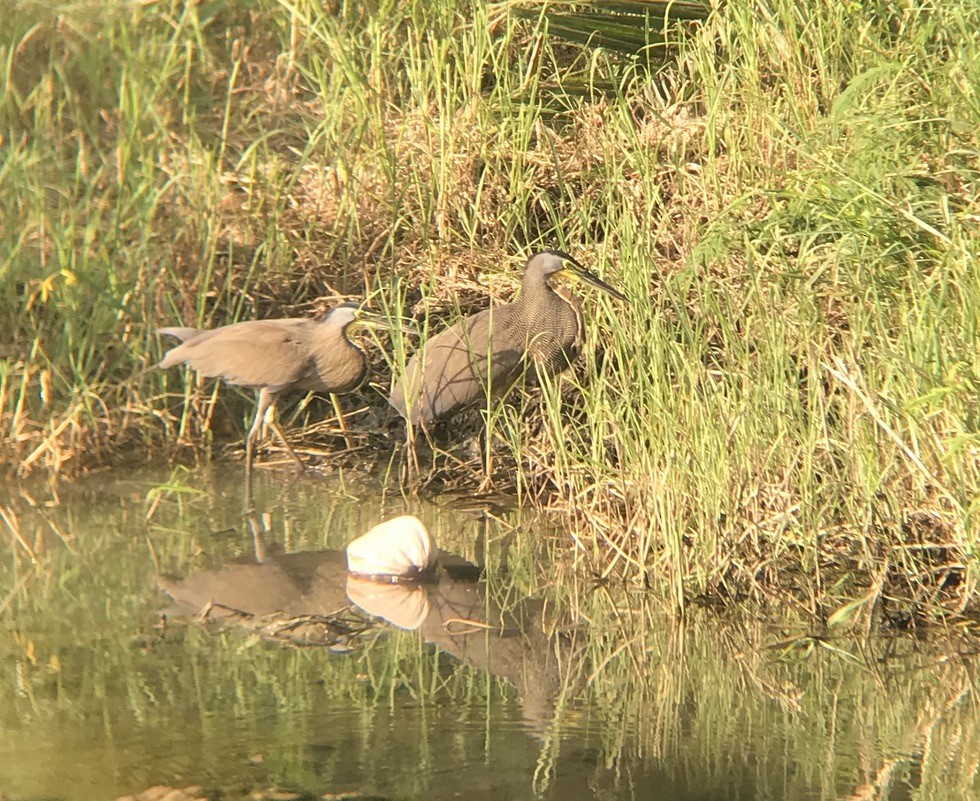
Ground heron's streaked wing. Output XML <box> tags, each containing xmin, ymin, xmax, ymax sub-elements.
<box><xmin>391</xmin><ymin>308</ymin><xmax>526</xmax><ymax>424</ymax></box>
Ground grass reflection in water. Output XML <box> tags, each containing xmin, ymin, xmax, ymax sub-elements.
<box><xmin>0</xmin><ymin>468</ymin><xmax>976</xmax><ymax>801</ymax></box>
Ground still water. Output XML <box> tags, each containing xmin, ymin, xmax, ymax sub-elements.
<box><xmin>0</xmin><ymin>467</ymin><xmax>976</xmax><ymax>800</ymax></box>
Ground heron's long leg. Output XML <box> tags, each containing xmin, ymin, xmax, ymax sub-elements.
<box><xmin>330</xmin><ymin>393</ymin><xmax>355</xmax><ymax>450</ymax></box>
<box><xmin>404</xmin><ymin>426</ymin><xmax>420</xmax><ymax>485</ymax></box>
<box><xmin>245</xmin><ymin>388</ymin><xmax>275</xmax><ymax>507</ymax></box>
<box><xmin>266</xmin><ymin>409</ymin><xmax>307</xmax><ymax>472</ymax></box>
<box><xmin>478</xmin><ymin>431</ymin><xmax>494</xmax><ymax>493</ymax></box>
<box><xmin>246</xmin><ymin>512</ymin><xmax>272</xmax><ymax>563</ymax></box>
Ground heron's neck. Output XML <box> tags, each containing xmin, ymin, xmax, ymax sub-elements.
<box><xmin>514</xmin><ymin>271</ymin><xmax>561</xmax><ymax>320</ymax></box>
<box><xmin>313</xmin><ymin>322</ymin><xmax>365</xmax><ymax>386</ymax></box>
<box><xmin>313</xmin><ymin>322</ymin><xmax>360</xmax><ymax>363</ymax></box>
<box><xmin>313</xmin><ymin>321</ymin><xmax>347</xmax><ymax>348</ymax></box>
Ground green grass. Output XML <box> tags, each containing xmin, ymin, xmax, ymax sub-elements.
<box><xmin>1</xmin><ymin>0</ymin><xmax>977</xmax><ymax>612</ymax></box>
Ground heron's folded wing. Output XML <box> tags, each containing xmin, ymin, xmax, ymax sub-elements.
<box><xmin>159</xmin><ymin>319</ymin><xmax>313</xmax><ymax>390</ymax></box>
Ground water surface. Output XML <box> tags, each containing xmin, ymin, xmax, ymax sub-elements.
<box><xmin>1</xmin><ymin>467</ymin><xmax>976</xmax><ymax>800</ymax></box>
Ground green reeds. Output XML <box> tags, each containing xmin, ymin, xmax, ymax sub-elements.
<box><xmin>1</xmin><ymin>0</ymin><xmax>977</xmax><ymax>611</ymax></box>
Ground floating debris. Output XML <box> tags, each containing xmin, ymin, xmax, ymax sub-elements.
<box><xmin>345</xmin><ymin>515</ymin><xmax>437</xmax><ymax>580</ymax></box>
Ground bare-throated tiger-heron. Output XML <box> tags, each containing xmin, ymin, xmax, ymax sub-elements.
<box><xmin>389</xmin><ymin>250</ymin><xmax>628</xmax><ymax>427</ymax></box>
<box><xmin>159</xmin><ymin>302</ymin><xmax>390</xmax><ymax>481</ymax></box>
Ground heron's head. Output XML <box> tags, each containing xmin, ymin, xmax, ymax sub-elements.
<box><xmin>525</xmin><ymin>250</ymin><xmax>629</xmax><ymax>303</ymax></box>
<box><xmin>324</xmin><ymin>302</ymin><xmax>361</xmax><ymax>329</ymax></box>
<box><xmin>326</xmin><ymin>301</ymin><xmax>418</xmax><ymax>336</ymax></box>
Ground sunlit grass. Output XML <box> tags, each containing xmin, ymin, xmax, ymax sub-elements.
<box><xmin>1</xmin><ymin>0</ymin><xmax>977</xmax><ymax>611</ymax></box>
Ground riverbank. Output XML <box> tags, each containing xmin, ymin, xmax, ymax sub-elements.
<box><xmin>2</xmin><ymin>0</ymin><xmax>977</xmax><ymax>617</ymax></box>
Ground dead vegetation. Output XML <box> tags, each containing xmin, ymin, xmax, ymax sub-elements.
<box><xmin>1</xmin><ymin>0</ymin><xmax>977</xmax><ymax>619</ymax></box>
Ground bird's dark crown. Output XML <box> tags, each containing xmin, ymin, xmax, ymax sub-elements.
<box><xmin>316</xmin><ymin>301</ymin><xmax>362</xmax><ymax>326</ymax></box>
<box><xmin>526</xmin><ymin>249</ymin><xmax>584</xmax><ymax>275</ymax></box>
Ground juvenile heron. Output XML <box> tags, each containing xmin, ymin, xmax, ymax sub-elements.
<box><xmin>159</xmin><ymin>302</ymin><xmax>385</xmax><ymax>478</ymax></box>
<box><xmin>389</xmin><ymin>249</ymin><xmax>628</xmax><ymax>427</ymax></box>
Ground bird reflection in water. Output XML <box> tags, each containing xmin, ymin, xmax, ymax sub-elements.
<box><xmin>158</xmin><ymin>518</ymin><xmax>566</xmax><ymax>732</ymax></box>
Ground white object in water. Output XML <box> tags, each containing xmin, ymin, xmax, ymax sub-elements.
<box><xmin>346</xmin><ymin>514</ymin><xmax>437</xmax><ymax>579</ymax></box>
<box><xmin>346</xmin><ymin>576</ymin><xmax>430</xmax><ymax>630</ymax></box>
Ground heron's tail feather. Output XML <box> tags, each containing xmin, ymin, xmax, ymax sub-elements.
<box><xmin>158</xmin><ymin>326</ymin><xmax>200</xmax><ymax>342</ymax></box>
<box><xmin>157</xmin><ymin>327</ymin><xmax>202</xmax><ymax>369</ymax></box>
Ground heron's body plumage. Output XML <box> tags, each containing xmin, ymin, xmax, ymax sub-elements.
<box><xmin>390</xmin><ymin>250</ymin><xmax>622</xmax><ymax>426</ymax></box>
<box><xmin>159</xmin><ymin>317</ymin><xmax>367</xmax><ymax>396</ymax></box>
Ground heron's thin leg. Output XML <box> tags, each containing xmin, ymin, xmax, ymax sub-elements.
<box><xmin>266</xmin><ymin>409</ymin><xmax>307</xmax><ymax>472</ymax></box>
<box><xmin>246</xmin><ymin>512</ymin><xmax>272</xmax><ymax>563</ymax></box>
<box><xmin>478</xmin><ymin>437</ymin><xmax>494</xmax><ymax>494</ymax></box>
<box><xmin>406</xmin><ymin>430</ymin><xmax>420</xmax><ymax>485</ymax></box>
<box><xmin>245</xmin><ymin>388</ymin><xmax>275</xmax><ymax>506</ymax></box>
<box><xmin>399</xmin><ymin>419</ymin><xmax>422</xmax><ymax>490</ymax></box>
<box><xmin>330</xmin><ymin>393</ymin><xmax>355</xmax><ymax>450</ymax></box>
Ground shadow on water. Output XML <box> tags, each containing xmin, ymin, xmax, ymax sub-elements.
<box><xmin>0</xmin><ymin>467</ymin><xmax>978</xmax><ymax>800</ymax></box>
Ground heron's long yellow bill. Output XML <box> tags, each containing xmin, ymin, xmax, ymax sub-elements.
<box><xmin>564</xmin><ymin>261</ymin><xmax>630</xmax><ymax>304</ymax></box>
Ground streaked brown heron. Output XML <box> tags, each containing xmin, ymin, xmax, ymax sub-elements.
<box><xmin>389</xmin><ymin>249</ymin><xmax>628</xmax><ymax>427</ymax></box>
